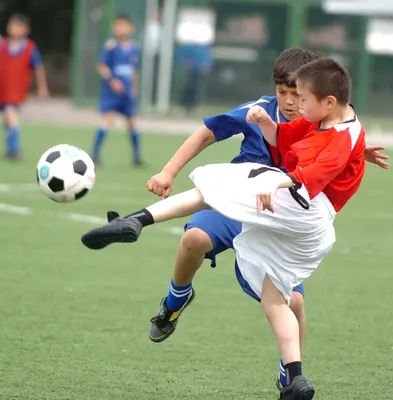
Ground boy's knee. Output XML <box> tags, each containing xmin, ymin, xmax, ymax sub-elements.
<box><xmin>4</xmin><ymin>107</ymin><xmax>19</xmax><ymax>125</ymax></box>
<box><xmin>181</xmin><ymin>228</ymin><xmax>213</xmax><ymax>256</ymax></box>
<box><xmin>289</xmin><ymin>292</ymin><xmax>305</xmax><ymax>318</ymax></box>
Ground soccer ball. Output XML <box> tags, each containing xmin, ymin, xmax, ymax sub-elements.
<box><xmin>36</xmin><ymin>144</ymin><xmax>95</xmax><ymax>202</ymax></box>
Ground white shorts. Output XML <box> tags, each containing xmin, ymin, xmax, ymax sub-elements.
<box><xmin>190</xmin><ymin>163</ymin><xmax>336</xmax><ymax>302</ymax></box>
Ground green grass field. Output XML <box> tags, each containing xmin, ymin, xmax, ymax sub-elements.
<box><xmin>0</xmin><ymin>125</ymin><xmax>392</xmax><ymax>399</ymax></box>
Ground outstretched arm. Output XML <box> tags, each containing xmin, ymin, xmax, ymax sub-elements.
<box><xmin>146</xmin><ymin>126</ymin><xmax>216</xmax><ymax>198</ymax></box>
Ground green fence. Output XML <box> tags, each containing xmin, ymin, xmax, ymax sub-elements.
<box><xmin>71</xmin><ymin>0</ymin><xmax>393</xmax><ymax>116</ymax></box>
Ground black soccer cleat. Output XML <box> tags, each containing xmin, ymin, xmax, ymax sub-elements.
<box><xmin>279</xmin><ymin>376</ymin><xmax>315</xmax><ymax>400</ymax></box>
<box><xmin>81</xmin><ymin>213</ymin><xmax>142</xmax><ymax>250</ymax></box>
<box><xmin>149</xmin><ymin>289</ymin><xmax>196</xmax><ymax>343</ymax></box>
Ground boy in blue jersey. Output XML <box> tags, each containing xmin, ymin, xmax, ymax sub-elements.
<box><xmin>81</xmin><ymin>48</ymin><xmax>388</xmax><ymax>396</ymax></box>
<box><xmin>91</xmin><ymin>14</ymin><xmax>142</xmax><ymax>165</ymax></box>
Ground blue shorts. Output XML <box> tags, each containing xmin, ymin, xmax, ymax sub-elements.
<box><xmin>99</xmin><ymin>96</ymin><xmax>136</xmax><ymax>117</ymax></box>
<box><xmin>185</xmin><ymin>210</ymin><xmax>304</xmax><ymax>302</ymax></box>
<box><xmin>0</xmin><ymin>103</ymin><xmax>21</xmax><ymax>111</ymax></box>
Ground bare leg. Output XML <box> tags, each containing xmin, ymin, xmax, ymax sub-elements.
<box><xmin>146</xmin><ymin>188</ymin><xmax>209</xmax><ymax>223</ymax></box>
<box><xmin>81</xmin><ymin>188</ymin><xmax>209</xmax><ymax>250</ymax></box>
<box><xmin>289</xmin><ymin>292</ymin><xmax>306</xmax><ymax>354</ymax></box>
<box><xmin>261</xmin><ymin>276</ymin><xmax>301</xmax><ymax>364</ymax></box>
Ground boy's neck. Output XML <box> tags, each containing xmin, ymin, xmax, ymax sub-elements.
<box><xmin>117</xmin><ymin>37</ymin><xmax>130</xmax><ymax>44</ymax></box>
<box><xmin>320</xmin><ymin>104</ymin><xmax>355</xmax><ymax>129</ymax></box>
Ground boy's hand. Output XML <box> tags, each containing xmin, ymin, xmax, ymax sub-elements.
<box><xmin>147</xmin><ymin>170</ymin><xmax>175</xmax><ymax>199</ymax></box>
<box><xmin>246</xmin><ymin>105</ymin><xmax>271</xmax><ymax>124</ymax></box>
<box><xmin>364</xmin><ymin>145</ymin><xmax>389</xmax><ymax>169</ymax></box>
<box><xmin>109</xmin><ymin>79</ymin><xmax>124</xmax><ymax>94</ymax></box>
<box><xmin>256</xmin><ymin>181</ymin><xmax>279</xmax><ymax>214</ymax></box>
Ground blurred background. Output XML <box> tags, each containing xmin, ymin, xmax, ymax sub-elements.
<box><xmin>0</xmin><ymin>0</ymin><xmax>393</xmax><ymax>122</ymax></box>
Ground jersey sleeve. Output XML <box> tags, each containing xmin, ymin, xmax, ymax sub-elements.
<box><xmin>277</xmin><ymin>117</ymin><xmax>312</xmax><ymax>155</ymax></box>
<box><xmin>30</xmin><ymin>45</ymin><xmax>42</xmax><ymax>69</ymax></box>
<box><xmin>99</xmin><ymin>40</ymin><xmax>115</xmax><ymax>65</ymax></box>
<box><xmin>288</xmin><ymin>128</ymin><xmax>356</xmax><ymax>199</ymax></box>
<box><xmin>204</xmin><ymin>98</ymin><xmax>271</xmax><ymax>142</ymax></box>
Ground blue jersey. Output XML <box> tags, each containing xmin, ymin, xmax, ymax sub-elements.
<box><xmin>203</xmin><ymin>96</ymin><xmax>288</xmax><ymax>165</ymax></box>
<box><xmin>99</xmin><ymin>39</ymin><xmax>141</xmax><ymax>99</ymax></box>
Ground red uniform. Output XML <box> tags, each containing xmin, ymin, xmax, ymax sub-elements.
<box><xmin>0</xmin><ymin>38</ymin><xmax>40</xmax><ymax>104</ymax></box>
<box><xmin>277</xmin><ymin>116</ymin><xmax>366</xmax><ymax>212</ymax></box>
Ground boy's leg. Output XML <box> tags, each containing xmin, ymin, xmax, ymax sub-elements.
<box><xmin>4</xmin><ymin>106</ymin><xmax>21</xmax><ymax>158</ymax></box>
<box><xmin>236</xmin><ymin>263</ymin><xmax>306</xmax><ymax>390</ymax></box>
<box><xmin>81</xmin><ymin>188</ymin><xmax>209</xmax><ymax>249</ymax></box>
<box><xmin>149</xmin><ymin>211</ymin><xmax>242</xmax><ymax>342</ymax></box>
<box><xmin>92</xmin><ymin>112</ymin><xmax>116</xmax><ymax>163</ymax></box>
<box><xmin>127</xmin><ymin>117</ymin><xmax>142</xmax><ymax>166</ymax></box>
<box><xmin>261</xmin><ymin>276</ymin><xmax>314</xmax><ymax>398</ymax></box>
<box><xmin>277</xmin><ymin>287</ymin><xmax>306</xmax><ymax>388</ymax></box>
<box><xmin>123</xmin><ymin>96</ymin><xmax>142</xmax><ymax>166</ymax></box>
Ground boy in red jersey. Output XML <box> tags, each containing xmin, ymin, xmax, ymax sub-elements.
<box><xmin>0</xmin><ymin>13</ymin><xmax>49</xmax><ymax>158</ymax></box>
<box><xmin>82</xmin><ymin>58</ymin><xmax>365</xmax><ymax>399</ymax></box>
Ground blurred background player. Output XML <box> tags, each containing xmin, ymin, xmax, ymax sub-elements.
<box><xmin>91</xmin><ymin>14</ymin><xmax>142</xmax><ymax>166</ymax></box>
<box><xmin>0</xmin><ymin>13</ymin><xmax>49</xmax><ymax>159</ymax></box>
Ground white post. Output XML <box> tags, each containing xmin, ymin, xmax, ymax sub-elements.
<box><xmin>140</xmin><ymin>0</ymin><xmax>159</xmax><ymax>111</ymax></box>
<box><xmin>156</xmin><ymin>0</ymin><xmax>178</xmax><ymax>113</ymax></box>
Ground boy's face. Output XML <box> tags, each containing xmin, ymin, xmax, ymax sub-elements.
<box><xmin>275</xmin><ymin>84</ymin><xmax>301</xmax><ymax>121</ymax></box>
<box><xmin>7</xmin><ymin>19</ymin><xmax>29</xmax><ymax>38</ymax></box>
<box><xmin>296</xmin><ymin>80</ymin><xmax>332</xmax><ymax>122</ymax></box>
<box><xmin>113</xmin><ymin>19</ymin><xmax>133</xmax><ymax>40</ymax></box>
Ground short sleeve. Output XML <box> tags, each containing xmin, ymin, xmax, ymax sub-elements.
<box><xmin>99</xmin><ymin>40</ymin><xmax>115</xmax><ymax>65</ymax></box>
<box><xmin>30</xmin><ymin>46</ymin><xmax>42</xmax><ymax>69</ymax></box>
<box><xmin>204</xmin><ymin>98</ymin><xmax>271</xmax><ymax>142</ymax></box>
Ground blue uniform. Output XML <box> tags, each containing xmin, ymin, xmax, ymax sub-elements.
<box><xmin>98</xmin><ymin>39</ymin><xmax>141</xmax><ymax>117</ymax></box>
<box><xmin>184</xmin><ymin>96</ymin><xmax>304</xmax><ymax>301</ymax></box>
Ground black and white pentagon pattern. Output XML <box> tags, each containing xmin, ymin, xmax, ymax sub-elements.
<box><xmin>73</xmin><ymin>159</ymin><xmax>87</xmax><ymax>176</ymax></box>
<box><xmin>48</xmin><ymin>177</ymin><xmax>64</xmax><ymax>192</ymax></box>
<box><xmin>75</xmin><ymin>188</ymin><xmax>89</xmax><ymax>200</ymax></box>
<box><xmin>46</xmin><ymin>151</ymin><xmax>61</xmax><ymax>164</ymax></box>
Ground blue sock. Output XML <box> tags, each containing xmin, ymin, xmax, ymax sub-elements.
<box><xmin>279</xmin><ymin>359</ymin><xmax>287</xmax><ymax>387</ymax></box>
<box><xmin>129</xmin><ymin>128</ymin><xmax>141</xmax><ymax>163</ymax></box>
<box><xmin>92</xmin><ymin>127</ymin><xmax>108</xmax><ymax>159</ymax></box>
<box><xmin>166</xmin><ymin>279</ymin><xmax>192</xmax><ymax>311</ymax></box>
<box><xmin>6</xmin><ymin>125</ymin><xmax>20</xmax><ymax>154</ymax></box>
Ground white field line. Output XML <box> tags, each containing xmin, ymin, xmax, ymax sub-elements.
<box><xmin>0</xmin><ymin>203</ymin><xmax>31</xmax><ymax>215</ymax></box>
<box><xmin>0</xmin><ymin>202</ymin><xmax>183</xmax><ymax>235</ymax></box>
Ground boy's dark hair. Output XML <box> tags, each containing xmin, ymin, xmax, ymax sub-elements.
<box><xmin>273</xmin><ymin>48</ymin><xmax>319</xmax><ymax>87</ymax></box>
<box><xmin>9</xmin><ymin>13</ymin><xmax>31</xmax><ymax>26</ymax></box>
<box><xmin>291</xmin><ymin>58</ymin><xmax>351</xmax><ymax>104</ymax></box>
<box><xmin>114</xmin><ymin>13</ymin><xmax>132</xmax><ymax>23</ymax></box>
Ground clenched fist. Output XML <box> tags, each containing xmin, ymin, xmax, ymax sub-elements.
<box><xmin>246</xmin><ymin>105</ymin><xmax>271</xmax><ymax>124</ymax></box>
<box><xmin>146</xmin><ymin>170</ymin><xmax>175</xmax><ymax>199</ymax></box>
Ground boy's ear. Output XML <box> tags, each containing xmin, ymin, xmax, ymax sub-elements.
<box><xmin>325</xmin><ymin>95</ymin><xmax>337</xmax><ymax>108</ymax></box>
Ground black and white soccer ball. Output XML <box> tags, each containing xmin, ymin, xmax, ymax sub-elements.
<box><xmin>36</xmin><ymin>144</ymin><xmax>95</xmax><ymax>202</ymax></box>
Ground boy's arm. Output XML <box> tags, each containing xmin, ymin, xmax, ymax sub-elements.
<box><xmin>132</xmin><ymin>47</ymin><xmax>141</xmax><ymax>98</ymax></box>
<box><xmin>147</xmin><ymin>126</ymin><xmax>216</xmax><ymax>198</ymax></box>
<box><xmin>31</xmin><ymin>46</ymin><xmax>49</xmax><ymax>98</ymax></box>
<box><xmin>246</xmin><ymin>105</ymin><xmax>310</xmax><ymax>149</ymax></box>
<box><xmin>147</xmin><ymin>103</ymin><xmax>253</xmax><ymax>198</ymax></box>
<box><xmin>97</xmin><ymin>41</ymin><xmax>124</xmax><ymax>93</ymax></box>
<box><xmin>35</xmin><ymin>65</ymin><xmax>49</xmax><ymax>98</ymax></box>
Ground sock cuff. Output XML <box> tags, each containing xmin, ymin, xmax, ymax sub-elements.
<box><xmin>141</xmin><ymin>208</ymin><xmax>154</xmax><ymax>225</ymax></box>
<box><xmin>170</xmin><ymin>279</ymin><xmax>192</xmax><ymax>292</ymax></box>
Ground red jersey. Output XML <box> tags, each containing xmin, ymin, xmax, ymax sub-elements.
<box><xmin>0</xmin><ymin>38</ymin><xmax>39</xmax><ymax>104</ymax></box>
<box><xmin>276</xmin><ymin>116</ymin><xmax>366</xmax><ymax>212</ymax></box>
